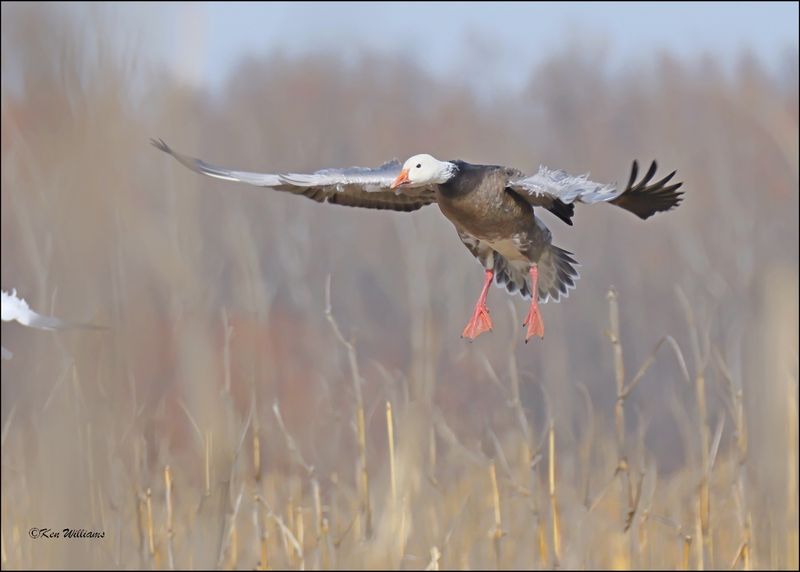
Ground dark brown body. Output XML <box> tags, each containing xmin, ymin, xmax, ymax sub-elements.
<box><xmin>434</xmin><ymin>161</ymin><xmax>569</xmax><ymax>301</ymax></box>
<box><xmin>437</xmin><ymin>163</ymin><xmax>531</xmax><ymax>238</ymax></box>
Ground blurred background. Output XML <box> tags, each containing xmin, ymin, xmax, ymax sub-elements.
<box><xmin>1</xmin><ymin>2</ymin><xmax>797</xmax><ymax>569</ymax></box>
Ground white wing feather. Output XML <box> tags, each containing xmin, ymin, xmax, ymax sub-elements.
<box><xmin>151</xmin><ymin>139</ymin><xmax>282</xmax><ymax>187</ymax></box>
<box><xmin>152</xmin><ymin>139</ymin><xmax>436</xmax><ymax>211</ymax></box>
<box><xmin>2</xmin><ymin>289</ymin><xmax>107</xmax><ymax>361</ymax></box>
<box><xmin>1</xmin><ymin>289</ymin><xmax>70</xmax><ymax>330</ymax></box>
<box><xmin>152</xmin><ymin>139</ymin><xmax>402</xmax><ymax>192</ymax></box>
<box><xmin>512</xmin><ymin>166</ymin><xmax>623</xmax><ymax>204</ymax></box>
<box><xmin>278</xmin><ymin>160</ymin><xmax>402</xmax><ymax>193</ymax></box>
<box><xmin>1</xmin><ymin>289</ymin><xmax>105</xmax><ymax>331</ymax></box>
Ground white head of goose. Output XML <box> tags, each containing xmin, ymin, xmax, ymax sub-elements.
<box><xmin>152</xmin><ymin>139</ymin><xmax>684</xmax><ymax>343</ymax></box>
<box><xmin>390</xmin><ymin>154</ymin><xmax>457</xmax><ymax>189</ymax></box>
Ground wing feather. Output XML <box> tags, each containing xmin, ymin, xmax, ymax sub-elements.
<box><xmin>1</xmin><ymin>289</ymin><xmax>104</xmax><ymax>331</ymax></box>
<box><xmin>510</xmin><ymin>166</ymin><xmax>621</xmax><ymax>205</ymax></box>
<box><xmin>507</xmin><ymin>160</ymin><xmax>683</xmax><ymax>221</ymax></box>
<box><xmin>152</xmin><ymin>139</ymin><xmax>438</xmax><ymax>212</ymax></box>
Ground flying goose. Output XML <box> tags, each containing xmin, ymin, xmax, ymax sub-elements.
<box><xmin>1</xmin><ymin>288</ymin><xmax>106</xmax><ymax>359</ymax></box>
<box><xmin>152</xmin><ymin>139</ymin><xmax>683</xmax><ymax>342</ymax></box>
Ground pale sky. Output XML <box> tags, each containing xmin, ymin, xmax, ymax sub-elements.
<box><xmin>2</xmin><ymin>2</ymin><xmax>797</xmax><ymax>98</ymax></box>
<box><xmin>160</xmin><ymin>1</ymin><xmax>798</xmax><ymax>95</ymax></box>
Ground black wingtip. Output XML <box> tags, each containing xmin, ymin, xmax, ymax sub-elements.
<box><xmin>150</xmin><ymin>138</ymin><xmax>170</xmax><ymax>153</ymax></box>
<box><xmin>626</xmin><ymin>160</ymin><xmax>639</xmax><ymax>190</ymax></box>
<box><xmin>611</xmin><ymin>159</ymin><xmax>685</xmax><ymax>219</ymax></box>
<box><xmin>643</xmin><ymin>160</ymin><xmax>658</xmax><ymax>184</ymax></box>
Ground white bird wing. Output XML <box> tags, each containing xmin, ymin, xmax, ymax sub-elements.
<box><xmin>1</xmin><ymin>346</ymin><xmax>12</xmax><ymax>360</ymax></box>
<box><xmin>1</xmin><ymin>289</ymin><xmax>105</xmax><ymax>331</ymax></box>
<box><xmin>507</xmin><ymin>160</ymin><xmax>683</xmax><ymax>223</ymax></box>
<box><xmin>509</xmin><ymin>166</ymin><xmax>622</xmax><ymax>205</ymax></box>
<box><xmin>152</xmin><ymin>139</ymin><xmax>438</xmax><ymax>212</ymax></box>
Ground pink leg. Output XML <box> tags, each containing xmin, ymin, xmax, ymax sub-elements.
<box><xmin>461</xmin><ymin>270</ymin><xmax>494</xmax><ymax>341</ymax></box>
<box><xmin>523</xmin><ymin>265</ymin><xmax>545</xmax><ymax>342</ymax></box>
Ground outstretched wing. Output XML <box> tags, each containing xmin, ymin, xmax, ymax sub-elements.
<box><xmin>507</xmin><ymin>160</ymin><xmax>683</xmax><ymax>223</ymax></box>
<box><xmin>2</xmin><ymin>289</ymin><xmax>68</xmax><ymax>330</ymax></box>
<box><xmin>1</xmin><ymin>289</ymin><xmax>105</xmax><ymax>331</ymax></box>
<box><xmin>152</xmin><ymin>139</ymin><xmax>438</xmax><ymax>212</ymax></box>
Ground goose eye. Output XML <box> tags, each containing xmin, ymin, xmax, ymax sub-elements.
<box><xmin>416</xmin><ymin>163</ymin><xmax>422</xmax><ymax>169</ymax></box>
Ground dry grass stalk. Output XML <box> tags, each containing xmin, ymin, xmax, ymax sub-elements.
<box><xmin>252</xmin><ymin>417</ymin><xmax>261</xmax><ymax>483</ymax></box>
<box><xmin>227</xmin><ymin>525</ymin><xmax>238</xmax><ymax>569</ymax></box>
<box><xmin>320</xmin><ymin>517</ymin><xmax>332</xmax><ymax>569</ymax></box>
<box><xmin>682</xmin><ymin>535</ymin><xmax>692</xmax><ymax>570</ymax></box>
<box><xmin>548</xmin><ymin>421</ymin><xmax>562</xmax><ymax>566</ymax></box>
<box><xmin>425</xmin><ymin>546</ymin><xmax>441</xmax><ymax>571</ymax></box>
<box><xmin>505</xmin><ymin>300</ymin><xmax>534</xmax><ymax>459</ymax></box>
<box><xmin>273</xmin><ymin>401</ymin><xmax>314</xmax><ymax>476</ymax></box>
<box><xmin>386</xmin><ymin>401</ymin><xmax>397</xmax><ymax>507</ymax></box>
<box><xmin>428</xmin><ymin>426</ymin><xmax>437</xmax><ymax>477</ymax></box>
<box><xmin>312</xmin><ymin>478</ymin><xmax>323</xmax><ymax>540</ymax></box>
<box><xmin>489</xmin><ymin>461</ymin><xmax>503</xmax><ymax>567</ymax></box>
<box><xmin>715</xmin><ymin>350</ymin><xmax>752</xmax><ymax>570</ymax></box>
<box><xmin>254</xmin><ymin>494</ymin><xmax>269</xmax><ymax>571</ymax></box>
<box><xmin>677</xmin><ymin>288</ymin><xmax>713</xmax><ymax>569</ymax></box>
<box><xmin>607</xmin><ymin>288</ymin><xmax>627</xmax><ymax>447</ymax></box>
<box><xmin>537</xmin><ymin>516</ymin><xmax>549</xmax><ymax>568</ymax></box>
<box><xmin>259</xmin><ymin>528</ymin><xmax>269</xmax><ymax>570</ymax></box>
<box><xmin>266</xmin><ymin>502</ymin><xmax>304</xmax><ymax>567</ymax></box>
<box><xmin>787</xmin><ymin>377</ymin><xmax>799</xmax><ymax>571</ymax></box>
<box><xmin>607</xmin><ymin>289</ymin><xmax>696</xmax><ymax>539</ymax></box>
<box><xmin>577</xmin><ymin>383</ymin><xmax>595</xmax><ymax>507</ymax></box>
<box><xmin>294</xmin><ymin>506</ymin><xmax>305</xmax><ymax>567</ymax></box>
<box><xmin>481</xmin><ymin>353</ymin><xmax>533</xmax><ymax>497</ymax></box>
<box><xmin>488</xmin><ymin>428</ymin><xmax>530</xmax><ymax>497</ymax></box>
<box><xmin>11</xmin><ymin>526</ymin><xmax>20</xmax><ymax>568</ymax></box>
<box><xmin>164</xmin><ymin>465</ymin><xmax>175</xmax><ymax>570</ymax></box>
<box><xmin>730</xmin><ymin>540</ymin><xmax>747</xmax><ymax>569</ymax></box>
<box><xmin>433</xmin><ymin>407</ymin><xmax>486</xmax><ymax>466</ymax></box>
<box><xmin>624</xmin><ymin>469</ymin><xmax>645</xmax><ymax>534</ymax></box>
<box><xmin>135</xmin><ymin>488</ymin><xmax>146</xmax><ymax>562</ymax></box>
<box><xmin>177</xmin><ymin>400</ymin><xmax>204</xmax><ymax>450</ymax></box>
<box><xmin>651</xmin><ymin>511</ymin><xmax>695</xmax><ymax>570</ymax></box>
<box><xmin>355</xmin><ymin>405</ymin><xmax>371</xmax><ymax>539</ymax></box>
<box><xmin>607</xmin><ymin>288</ymin><xmax>636</xmax><ymax>520</ymax></box>
<box><xmin>204</xmin><ymin>430</ymin><xmax>212</xmax><ymax>497</ymax></box>
<box><xmin>145</xmin><ymin>487</ymin><xmax>155</xmax><ymax>562</ymax></box>
<box><xmin>325</xmin><ymin>275</ymin><xmax>371</xmax><ymax>539</ymax></box>
<box><xmin>216</xmin><ymin>483</ymin><xmax>244</xmax><ymax>569</ymax></box>
<box><xmin>221</xmin><ymin>307</ymin><xmax>233</xmax><ymax>394</ymax></box>
<box><xmin>287</xmin><ymin>496</ymin><xmax>296</xmax><ymax>551</ymax></box>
